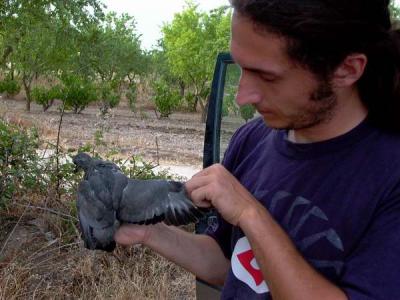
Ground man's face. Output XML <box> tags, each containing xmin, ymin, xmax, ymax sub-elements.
<box><xmin>230</xmin><ymin>13</ymin><xmax>337</xmax><ymax>130</ymax></box>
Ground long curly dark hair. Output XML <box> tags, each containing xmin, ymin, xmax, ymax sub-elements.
<box><xmin>230</xmin><ymin>0</ymin><xmax>400</xmax><ymax>131</ymax></box>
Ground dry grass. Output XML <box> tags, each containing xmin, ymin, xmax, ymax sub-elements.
<box><xmin>0</xmin><ymin>243</ymin><xmax>195</xmax><ymax>300</ymax></box>
<box><xmin>0</xmin><ymin>198</ymin><xmax>196</xmax><ymax>300</ymax></box>
<box><xmin>0</xmin><ymin>98</ymin><xmax>200</xmax><ymax>299</ymax></box>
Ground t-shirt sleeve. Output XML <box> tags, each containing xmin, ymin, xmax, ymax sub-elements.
<box><xmin>340</xmin><ymin>188</ymin><xmax>400</xmax><ymax>300</ymax></box>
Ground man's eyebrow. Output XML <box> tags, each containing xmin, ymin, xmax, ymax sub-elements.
<box><xmin>242</xmin><ymin>67</ymin><xmax>280</xmax><ymax>77</ymax></box>
<box><xmin>231</xmin><ymin>54</ymin><xmax>283</xmax><ymax>77</ymax></box>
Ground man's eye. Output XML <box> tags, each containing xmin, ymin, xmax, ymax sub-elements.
<box><xmin>259</xmin><ymin>74</ymin><xmax>276</xmax><ymax>82</ymax></box>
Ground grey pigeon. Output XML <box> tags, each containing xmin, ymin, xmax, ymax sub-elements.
<box><xmin>73</xmin><ymin>153</ymin><xmax>204</xmax><ymax>252</ymax></box>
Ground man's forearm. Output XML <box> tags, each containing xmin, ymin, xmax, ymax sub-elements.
<box><xmin>144</xmin><ymin>224</ymin><xmax>229</xmax><ymax>286</ymax></box>
<box><xmin>239</xmin><ymin>206</ymin><xmax>347</xmax><ymax>300</ymax></box>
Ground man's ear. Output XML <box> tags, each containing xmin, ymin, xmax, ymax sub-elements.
<box><xmin>332</xmin><ymin>53</ymin><xmax>367</xmax><ymax>88</ymax></box>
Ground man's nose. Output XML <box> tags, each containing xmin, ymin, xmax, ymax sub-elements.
<box><xmin>235</xmin><ymin>73</ymin><xmax>262</xmax><ymax>106</ymax></box>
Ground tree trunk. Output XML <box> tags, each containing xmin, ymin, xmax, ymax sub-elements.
<box><xmin>10</xmin><ymin>62</ymin><xmax>14</xmax><ymax>80</ymax></box>
<box><xmin>179</xmin><ymin>81</ymin><xmax>185</xmax><ymax>98</ymax></box>
<box><xmin>25</xmin><ymin>94</ymin><xmax>31</xmax><ymax>111</ymax></box>
<box><xmin>1</xmin><ymin>46</ymin><xmax>13</xmax><ymax>67</ymax></box>
<box><xmin>200</xmin><ymin>95</ymin><xmax>210</xmax><ymax>123</ymax></box>
<box><xmin>22</xmin><ymin>76</ymin><xmax>32</xmax><ymax>112</ymax></box>
<box><xmin>192</xmin><ymin>98</ymin><xmax>198</xmax><ymax>112</ymax></box>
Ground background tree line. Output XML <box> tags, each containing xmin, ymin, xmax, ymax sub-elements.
<box><xmin>0</xmin><ymin>0</ymin><xmax>235</xmax><ymax>121</ymax></box>
<box><xmin>1</xmin><ymin>0</ymin><xmax>399</xmax><ymax>120</ymax></box>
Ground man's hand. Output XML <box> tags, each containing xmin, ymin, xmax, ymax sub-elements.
<box><xmin>114</xmin><ymin>224</ymin><xmax>153</xmax><ymax>246</ymax></box>
<box><xmin>185</xmin><ymin>164</ymin><xmax>262</xmax><ymax>226</ymax></box>
<box><xmin>114</xmin><ymin>221</ymin><xmax>230</xmax><ymax>285</ymax></box>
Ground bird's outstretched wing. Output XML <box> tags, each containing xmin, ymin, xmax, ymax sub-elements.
<box><xmin>117</xmin><ymin>180</ymin><xmax>204</xmax><ymax>226</ymax></box>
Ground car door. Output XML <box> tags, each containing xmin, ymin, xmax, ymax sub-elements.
<box><xmin>196</xmin><ymin>52</ymin><xmax>258</xmax><ymax>299</ymax></box>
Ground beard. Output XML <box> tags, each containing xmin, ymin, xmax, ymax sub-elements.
<box><xmin>285</xmin><ymin>78</ymin><xmax>337</xmax><ymax>130</ymax></box>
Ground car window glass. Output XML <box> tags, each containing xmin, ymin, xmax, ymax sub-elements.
<box><xmin>220</xmin><ymin>63</ymin><xmax>259</xmax><ymax>161</ymax></box>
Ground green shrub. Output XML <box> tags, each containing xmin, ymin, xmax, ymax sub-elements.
<box><xmin>112</xmin><ymin>155</ymin><xmax>173</xmax><ymax>180</ymax></box>
<box><xmin>98</xmin><ymin>83</ymin><xmax>120</xmax><ymax>115</ymax></box>
<box><xmin>32</xmin><ymin>85</ymin><xmax>63</xmax><ymax>111</ymax></box>
<box><xmin>152</xmin><ymin>80</ymin><xmax>181</xmax><ymax>118</ymax></box>
<box><xmin>240</xmin><ymin>104</ymin><xmax>256</xmax><ymax>123</ymax></box>
<box><xmin>0</xmin><ymin>79</ymin><xmax>21</xmax><ymax>97</ymax></box>
<box><xmin>61</xmin><ymin>75</ymin><xmax>97</xmax><ymax>113</ymax></box>
<box><xmin>184</xmin><ymin>92</ymin><xmax>196</xmax><ymax>112</ymax></box>
<box><xmin>48</xmin><ymin>85</ymin><xmax>63</xmax><ymax>101</ymax></box>
<box><xmin>0</xmin><ymin>118</ymin><xmax>176</xmax><ymax>212</ymax></box>
<box><xmin>222</xmin><ymin>89</ymin><xmax>239</xmax><ymax>117</ymax></box>
<box><xmin>0</xmin><ymin>119</ymin><xmax>42</xmax><ymax>207</ymax></box>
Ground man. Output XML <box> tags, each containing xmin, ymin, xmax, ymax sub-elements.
<box><xmin>115</xmin><ymin>0</ymin><xmax>400</xmax><ymax>299</ymax></box>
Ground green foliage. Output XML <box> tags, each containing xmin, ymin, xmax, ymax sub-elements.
<box><xmin>222</xmin><ymin>64</ymin><xmax>241</xmax><ymax>117</ymax></box>
<box><xmin>152</xmin><ymin>80</ymin><xmax>181</xmax><ymax>118</ymax></box>
<box><xmin>98</xmin><ymin>82</ymin><xmax>120</xmax><ymax>115</ymax></box>
<box><xmin>31</xmin><ymin>85</ymin><xmax>63</xmax><ymax>111</ymax></box>
<box><xmin>0</xmin><ymin>1</ymin><xmax>147</xmax><ymax>112</ymax></box>
<box><xmin>390</xmin><ymin>0</ymin><xmax>400</xmax><ymax>21</ymax></box>
<box><xmin>240</xmin><ymin>105</ymin><xmax>256</xmax><ymax>123</ymax></box>
<box><xmin>161</xmin><ymin>3</ymin><xmax>231</xmax><ymax>114</ymax></box>
<box><xmin>0</xmin><ymin>117</ymin><xmax>174</xmax><ymax>228</ymax></box>
<box><xmin>44</xmin><ymin>152</ymin><xmax>80</xmax><ymax>196</ymax></box>
<box><xmin>0</xmin><ymin>79</ymin><xmax>21</xmax><ymax>97</ymax></box>
<box><xmin>48</xmin><ymin>85</ymin><xmax>63</xmax><ymax>101</ymax></box>
<box><xmin>73</xmin><ymin>12</ymin><xmax>145</xmax><ymax>88</ymax></box>
<box><xmin>112</xmin><ymin>156</ymin><xmax>173</xmax><ymax>180</ymax></box>
<box><xmin>184</xmin><ymin>92</ymin><xmax>196</xmax><ymax>111</ymax></box>
<box><xmin>0</xmin><ymin>0</ymin><xmax>103</xmax><ymax>110</ymax></box>
<box><xmin>94</xmin><ymin>129</ymin><xmax>107</xmax><ymax>148</ymax></box>
<box><xmin>61</xmin><ymin>75</ymin><xmax>97</xmax><ymax>113</ymax></box>
<box><xmin>221</xmin><ymin>101</ymin><xmax>230</xmax><ymax>118</ymax></box>
<box><xmin>0</xmin><ymin>119</ymin><xmax>42</xmax><ymax>207</ymax></box>
<box><xmin>222</xmin><ymin>91</ymin><xmax>237</xmax><ymax>117</ymax></box>
<box><xmin>74</xmin><ymin>130</ymin><xmax>172</xmax><ymax>180</ymax></box>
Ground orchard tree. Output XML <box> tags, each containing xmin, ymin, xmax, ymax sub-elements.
<box><xmin>148</xmin><ymin>43</ymin><xmax>186</xmax><ymax>98</ymax></box>
<box><xmin>161</xmin><ymin>2</ymin><xmax>231</xmax><ymax>119</ymax></box>
<box><xmin>0</xmin><ymin>0</ymin><xmax>104</xmax><ymax>110</ymax></box>
<box><xmin>70</xmin><ymin>12</ymin><xmax>145</xmax><ymax>114</ymax></box>
<box><xmin>11</xmin><ymin>20</ymin><xmax>66</xmax><ymax>110</ymax></box>
<box><xmin>76</xmin><ymin>13</ymin><xmax>143</xmax><ymax>85</ymax></box>
<box><xmin>0</xmin><ymin>0</ymin><xmax>103</xmax><ymax>67</ymax></box>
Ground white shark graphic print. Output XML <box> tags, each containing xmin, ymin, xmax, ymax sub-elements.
<box><xmin>231</xmin><ymin>236</ymin><xmax>269</xmax><ymax>294</ymax></box>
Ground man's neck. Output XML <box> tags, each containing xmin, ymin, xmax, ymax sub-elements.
<box><xmin>288</xmin><ymin>89</ymin><xmax>368</xmax><ymax>144</ymax></box>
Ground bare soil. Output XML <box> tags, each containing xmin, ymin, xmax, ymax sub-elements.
<box><xmin>0</xmin><ymin>97</ymin><xmax>208</xmax><ymax>166</ymax></box>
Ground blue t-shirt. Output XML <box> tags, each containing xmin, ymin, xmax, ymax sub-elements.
<box><xmin>206</xmin><ymin>117</ymin><xmax>400</xmax><ymax>300</ymax></box>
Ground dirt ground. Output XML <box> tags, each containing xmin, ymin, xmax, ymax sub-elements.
<box><xmin>0</xmin><ymin>97</ymin><xmax>203</xmax><ymax>166</ymax></box>
<box><xmin>0</xmin><ymin>97</ymin><xmax>241</xmax><ymax>177</ymax></box>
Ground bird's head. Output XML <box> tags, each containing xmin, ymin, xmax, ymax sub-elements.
<box><xmin>73</xmin><ymin>152</ymin><xmax>92</xmax><ymax>172</ymax></box>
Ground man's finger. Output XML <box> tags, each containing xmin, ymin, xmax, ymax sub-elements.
<box><xmin>185</xmin><ymin>175</ymin><xmax>212</xmax><ymax>194</ymax></box>
<box><xmin>189</xmin><ymin>185</ymin><xmax>213</xmax><ymax>208</ymax></box>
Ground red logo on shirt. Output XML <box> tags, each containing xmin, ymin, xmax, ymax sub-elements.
<box><xmin>231</xmin><ymin>236</ymin><xmax>269</xmax><ymax>294</ymax></box>
<box><xmin>237</xmin><ymin>249</ymin><xmax>264</xmax><ymax>286</ymax></box>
